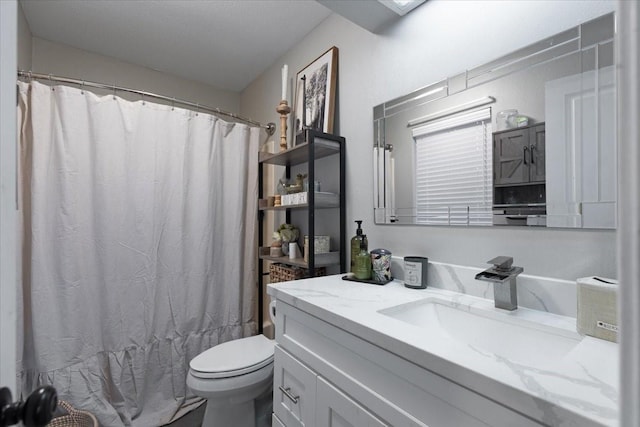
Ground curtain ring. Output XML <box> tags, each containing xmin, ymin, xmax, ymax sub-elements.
<box><xmin>171</xmin><ymin>97</ymin><xmax>175</xmax><ymax>111</ymax></box>
<box><xmin>48</xmin><ymin>74</ymin><xmax>55</xmax><ymax>91</ymax></box>
<box><xmin>112</xmin><ymin>84</ymin><xmax>117</xmax><ymax>100</ymax></box>
<box><xmin>141</xmin><ymin>92</ymin><xmax>145</xmax><ymax>105</ymax></box>
<box><xmin>80</xmin><ymin>80</ymin><xmax>85</xmax><ymax>94</ymax></box>
<box><xmin>195</xmin><ymin>104</ymin><xmax>199</xmax><ymax>116</ymax></box>
<box><xmin>28</xmin><ymin>71</ymin><xmax>33</xmax><ymax>82</ymax></box>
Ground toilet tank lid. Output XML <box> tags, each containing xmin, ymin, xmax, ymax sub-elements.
<box><xmin>190</xmin><ymin>335</ymin><xmax>274</xmax><ymax>374</ymax></box>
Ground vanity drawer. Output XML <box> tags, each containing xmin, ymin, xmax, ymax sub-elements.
<box><xmin>273</xmin><ymin>345</ymin><xmax>317</xmax><ymax>427</ymax></box>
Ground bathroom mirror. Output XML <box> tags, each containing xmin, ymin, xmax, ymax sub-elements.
<box><xmin>373</xmin><ymin>13</ymin><xmax>616</xmax><ymax>229</ymax></box>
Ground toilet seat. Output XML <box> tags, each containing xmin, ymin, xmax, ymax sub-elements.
<box><xmin>190</xmin><ymin>335</ymin><xmax>274</xmax><ymax>379</ymax></box>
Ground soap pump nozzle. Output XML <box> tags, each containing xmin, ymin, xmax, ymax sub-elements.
<box><xmin>355</xmin><ymin>220</ymin><xmax>363</xmax><ymax>236</ymax></box>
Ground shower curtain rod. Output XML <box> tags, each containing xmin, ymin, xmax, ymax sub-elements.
<box><xmin>17</xmin><ymin>70</ymin><xmax>276</xmax><ymax>135</ymax></box>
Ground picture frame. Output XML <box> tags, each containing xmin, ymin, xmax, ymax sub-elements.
<box><xmin>293</xmin><ymin>46</ymin><xmax>338</xmax><ymax>145</ymax></box>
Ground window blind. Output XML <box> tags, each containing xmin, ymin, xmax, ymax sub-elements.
<box><xmin>411</xmin><ymin>108</ymin><xmax>492</xmax><ymax>225</ymax></box>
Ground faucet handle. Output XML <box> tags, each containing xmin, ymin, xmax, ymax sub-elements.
<box><xmin>487</xmin><ymin>256</ymin><xmax>513</xmax><ymax>271</ymax></box>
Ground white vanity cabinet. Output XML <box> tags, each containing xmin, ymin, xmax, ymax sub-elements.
<box><xmin>272</xmin><ymin>299</ymin><xmax>546</xmax><ymax>427</ymax></box>
<box><xmin>273</xmin><ymin>345</ymin><xmax>386</xmax><ymax>427</ymax></box>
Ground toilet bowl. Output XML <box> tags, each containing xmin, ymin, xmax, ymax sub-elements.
<box><xmin>187</xmin><ymin>302</ymin><xmax>276</xmax><ymax>427</ymax></box>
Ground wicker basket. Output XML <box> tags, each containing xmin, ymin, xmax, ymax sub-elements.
<box><xmin>269</xmin><ymin>263</ymin><xmax>326</xmax><ymax>283</ymax></box>
<box><xmin>47</xmin><ymin>400</ymin><xmax>98</xmax><ymax>427</ymax></box>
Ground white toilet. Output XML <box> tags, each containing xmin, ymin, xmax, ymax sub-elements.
<box><xmin>187</xmin><ymin>302</ymin><xmax>276</xmax><ymax>427</ymax></box>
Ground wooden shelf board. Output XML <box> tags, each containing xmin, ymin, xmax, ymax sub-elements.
<box><xmin>258</xmin><ymin>248</ymin><xmax>341</xmax><ymax>268</ymax></box>
<box><xmin>259</xmin><ymin>139</ymin><xmax>340</xmax><ymax>166</ymax></box>
<box><xmin>259</xmin><ymin>201</ymin><xmax>340</xmax><ymax>211</ymax></box>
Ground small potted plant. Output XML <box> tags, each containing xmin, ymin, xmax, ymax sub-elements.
<box><xmin>273</xmin><ymin>223</ymin><xmax>299</xmax><ymax>256</ymax></box>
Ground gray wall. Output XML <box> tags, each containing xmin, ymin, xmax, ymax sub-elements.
<box><xmin>28</xmin><ymin>37</ymin><xmax>240</xmax><ymax>112</ymax></box>
<box><xmin>241</xmin><ymin>0</ymin><xmax>617</xmax><ymax>281</ymax></box>
<box><xmin>1</xmin><ymin>0</ymin><xmax>18</xmax><ymax>394</ymax></box>
<box><xmin>17</xmin><ymin>2</ymin><xmax>31</xmax><ymax>71</ymax></box>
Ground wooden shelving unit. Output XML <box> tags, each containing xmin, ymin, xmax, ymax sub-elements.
<box><xmin>257</xmin><ymin>130</ymin><xmax>346</xmax><ymax>333</ymax></box>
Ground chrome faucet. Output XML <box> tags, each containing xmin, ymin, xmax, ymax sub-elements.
<box><xmin>475</xmin><ymin>256</ymin><xmax>523</xmax><ymax>311</ymax></box>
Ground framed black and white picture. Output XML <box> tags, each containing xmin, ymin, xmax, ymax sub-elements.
<box><xmin>293</xmin><ymin>46</ymin><xmax>338</xmax><ymax>145</ymax></box>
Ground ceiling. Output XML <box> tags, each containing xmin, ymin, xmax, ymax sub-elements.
<box><xmin>20</xmin><ymin>0</ymin><xmax>334</xmax><ymax>92</ymax></box>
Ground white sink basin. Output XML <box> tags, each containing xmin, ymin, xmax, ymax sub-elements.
<box><xmin>378</xmin><ymin>297</ymin><xmax>582</xmax><ymax>367</ymax></box>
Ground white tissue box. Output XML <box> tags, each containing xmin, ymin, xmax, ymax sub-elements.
<box><xmin>577</xmin><ymin>276</ymin><xmax>618</xmax><ymax>343</ymax></box>
<box><xmin>280</xmin><ymin>193</ymin><xmax>298</xmax><ymax>206</ymax></box>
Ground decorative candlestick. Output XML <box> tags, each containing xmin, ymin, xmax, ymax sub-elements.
<box><xmin>281</xmin><ymin>64</ymin><xmax>288</xmax><ymax>100</ymax></box>
<box><xmin>276</xmin><ymin>100</ymin><xmax>291</xmax><ymax>151</ymax></box>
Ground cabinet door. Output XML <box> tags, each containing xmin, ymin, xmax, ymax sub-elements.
<box><xmin>528</xmin><ymin>124</ymin><xmax>545</xmax><ymax>182</ymax></box>
<box><xmin>316</xmin><ymin>377</ymin><xmax>387</xmax><ymax>427</ymax></box>
<box><xmin>273</xmin><ymin>414</ymin><xmax>287</xmax><ymax>427</ymax></box>
<box><xmin>273</xmin><ymin>345</ymin><xmax>317</xmax><ymax>427</ymax></box>
<box><xmin>493</xmin><ymin>129</ymin><xmax>529</xmax><ymax>185</ymax></box>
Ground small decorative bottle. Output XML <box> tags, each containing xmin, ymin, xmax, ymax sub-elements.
<box><xmin>353</xmin><ymin>236</ymin><xmax>371</xmax><ymax>280</ymax></box>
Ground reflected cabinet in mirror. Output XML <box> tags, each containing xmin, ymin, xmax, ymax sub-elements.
<box><xmin>373</xmin><ymin>13</ymin><xmax>615</xmax><ymax>229</ymax></box>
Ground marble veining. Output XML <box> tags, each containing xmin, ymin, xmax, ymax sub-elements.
<box><xmin>497</xmin><ymin>354</ymin><xmax>618</xmax><ymax>424</ymax></box>
<box><xmin>268</xmin><ymin>267</ymin><xmax>618</xmax><ymax>426</ymax></box>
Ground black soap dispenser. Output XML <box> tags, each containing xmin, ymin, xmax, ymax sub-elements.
<box><xmin>350</xmin><ymin>220</ymin><xmax>368</xmax><ymax>273</ymax></box>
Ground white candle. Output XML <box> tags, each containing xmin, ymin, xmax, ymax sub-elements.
<box><xmin>281</xmin><ymin>64</ymin><xmax>288</xmax><ymax>101</ymax></box>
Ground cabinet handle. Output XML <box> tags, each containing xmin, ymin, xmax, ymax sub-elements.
<box><xmin>530</xmin><ymin>145</ymin><xmax>535</xmax><ymax>164</ymax></box>
<box><xmin>523</xmin><ymin>146</ymin><xmax>528</xmax><ymax>165</ymax></box>
<box><xmin>279</xmin><ymin>386</ymin><xmax>299</xmax><ymax>404</ymax></box>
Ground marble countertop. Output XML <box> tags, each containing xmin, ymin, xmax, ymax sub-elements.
<box><xmin>268</xmin><ymin>275</ymin><xmax>619</xmax><ymax>427</ymax></box>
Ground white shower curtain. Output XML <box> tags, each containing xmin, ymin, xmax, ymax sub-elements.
<box><xmin>17</xmin><ymin>81</ymin><xmax>260</xmax><ymax>426</ymax></box>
